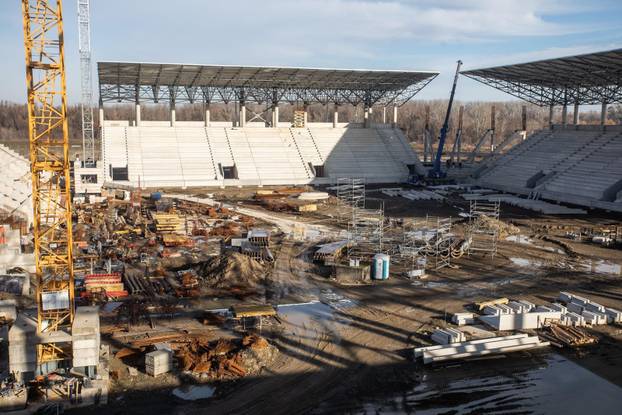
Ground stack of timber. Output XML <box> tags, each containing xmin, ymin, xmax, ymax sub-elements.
<box><xmin>82</xmin><ymin>273</ymin><xmax>128</xmax><ymax>298</ymax></box>
<box><xmin>154</xmin><ymin>213</ymin><xmax>185</xmax><ymax>234</ymax></box>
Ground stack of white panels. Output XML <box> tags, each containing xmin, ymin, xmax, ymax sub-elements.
<box><xmin>415</xmin><ymin>334</ymin><xmax>549</xmax><ymax>364</ymax></box>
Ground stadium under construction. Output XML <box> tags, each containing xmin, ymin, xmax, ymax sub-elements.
<box><xmin>1</xmin><ymin>1</ymin><xmax>622</xmax><ymax>414</ymax></box>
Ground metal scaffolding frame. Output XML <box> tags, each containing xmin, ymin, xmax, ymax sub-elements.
<box><xmin>461</xmin><ymin>48</ymin><xmax>622</xmax><ymax>106</ymax></box>
<box><xmin>335</xmin><ymin>178</ymin><xmax>384</xmax><ymax>258</ymax></box>
<box><xmin>468</xmin><ymin>200</ymin><xmax>500</xmax><ymax>258</ymax></box>
<box><xmin>97</xmin><ymin>62</ymin><xmax>438</xmax><ymax>107</ymax></box>
<box><xmin>432</xmin><ymin>217</ymin><xmax>453</xmax><ymax>270</ymax></box>
<box><xmin>78</xmin><ymin>0</ymin><xmax>95</xmax><ymax>164</ymax></box>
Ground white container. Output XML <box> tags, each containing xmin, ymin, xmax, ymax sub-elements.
<box><xmin>372</xmin><ymin>253</ymin><xmax>390</xmax><ymax>280</ymax></box>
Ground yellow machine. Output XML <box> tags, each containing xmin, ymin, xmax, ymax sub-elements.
<box><xmin>22</xmin><ymin>0</ymin><xmax>75</xmax><ymax>363</ymax></box>
<box><xmin>475</xmin><ymin>297</ymin><xmax>509</xmax><ymax>311</ymax></box>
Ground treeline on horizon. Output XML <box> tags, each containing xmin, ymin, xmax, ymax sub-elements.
<box><xmin>1</xmin><ymin>100</ymin><xmax>620</xmax><ymax>154</ymax></box>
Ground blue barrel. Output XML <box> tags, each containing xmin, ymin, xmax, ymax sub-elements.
<box><xmin>150</xmin><ymin>192</ymin><xmax>162</xmax><ymax>201</ymax></box>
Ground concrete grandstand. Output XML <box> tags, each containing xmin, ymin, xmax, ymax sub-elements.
<box><xmin>82</xmin><ymin>62</ymin><xmax>437</xmax><ymax>190</ymax></box>
<box><xmin>463</xmin><ymin>49</ymin><xmax>622</xmax><ymax>213</ymax></box>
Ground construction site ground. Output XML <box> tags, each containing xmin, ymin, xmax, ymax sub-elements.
<box><xmin>63</xmin><ymin>189</ymin><xmax>622</xmax><ymax>414</ymax></box>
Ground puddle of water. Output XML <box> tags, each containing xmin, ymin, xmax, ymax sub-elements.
<box><xmin>505</xmin><ymin>235</ymin><xmax>534</xmax><ymax>245</ymax></box>
<box><xmin>411</xmin><ymin>281</ymin><xmax>448</xmax><ymax>288</ymax></box>
<box><xmin>510</xmin><ymin>257</ymin><xmax>540</xmax><ymax>268</ymax></box>
<box><xmin>172</xmin><ymin>385</ymin><xmax>215</xmax><ymax>401</ymax></box>
<box><xmin>277</xmin><ymin>297</ymin><xmax>352</xmax><ymax>341</ymax></box>
<box><xmin>582</xmin><ymin>259</ymin><xmax>622</xmax><ymax>276</ymax></box>
<box><xmin>358</xmin><ymin>353</ymin><xmax>622</xmax><ymax>414</ymax></box>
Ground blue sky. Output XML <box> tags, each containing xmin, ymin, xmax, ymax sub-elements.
<box><xmin>1</xmin><ymin>0</ymin><xmax>621</xmax><ymax>104</ymax></box>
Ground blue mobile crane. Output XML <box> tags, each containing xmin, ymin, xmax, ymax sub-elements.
<box><xmin>428</xmin><ymin>60</ymin><xmax>463</xmax><ymax>179</ymax></box>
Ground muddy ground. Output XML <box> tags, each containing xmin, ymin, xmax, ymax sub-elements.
<box><xmin>69</xmin><ymin>191</ymin><xmax>622</xmax><ymax>415</ymax></box>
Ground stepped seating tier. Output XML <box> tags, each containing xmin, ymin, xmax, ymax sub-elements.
<box><xmin>478</xmin><ymin>127</ymin><xmax>622</xmax><ymax>212</ymax></box>
<box><xmin>102</xmin><ymin>125</ymin><xmax>422</xmax><ymax>187</ymax></box>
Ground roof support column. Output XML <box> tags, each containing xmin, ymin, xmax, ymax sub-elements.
<box><xmin>333</xmin><ymin>104</ymin><xmax>339</xmax><ymax>128</ymax></box>
<box><xmin>521</xmin><ymin>105</ymin><xmax>527</xmax><ymax>134</ymax></box>
<box><xmin>303</xmin><ymin>103</ymin><xmax>309</xmax><ymax>127</ymax></box>
<box><xmin>548</xmin><ymin>103</ymin><xmax>554</xmax><ymax>130</ymax></box>
<box><xmin>170</xmin><ymin>99</ymin><xmax>176</xmax><ymax>127</ymax></box>
<box><xmin>490</xmin><ymin>105</ymin><xmax>496</xmax><ymax>152</ymax></box>
<box><xmin>272</xmin><ymin>104</ymin><xmax>279</xmax><ymax>128</ymax></box>
<box><xmin>98</xmin><ymin>98</ymin><xmax>104</xmax><ymax>127</ymax></box>
<box><xmin>561</xmin><ymin>103</ymin><xmax>568</xmax><ymax>127</ymax></box>
<box><xmin>382</xmin><ymin>106</ymin><xmax>387</xmax><ymax>124</ymax></box>
<box><xmin>363</xmin><ymin>92</ymin><xmax>372</xmax><ymax>128</ymax></box>
<box><xmin>240</xmin><ymin>104</ymin><xmax>246</xmax><ymax>127</ymax></box>
<box><xmin>204</xmin><ymin>102</ymin><xmax>211</xmax><ymax>127</ymax></box>
<box><xmin>392</xmin><ymin>105</ymin><xmax>398</xmax><ymax>128</ymax></box>
<box><xmin>573</xmin><ymin>102</ymin><xmax>579</xmax><ymax>126</ymax></box>
<box><xmin>239</xmin><ymin>90</ymin><xmax>246</xmax><ymax>127</ymax></box>
<box><xmin>600</xmin><ymin>102</ymin><xmax>607</xmax><ymax>129</ymax></box>
<box><xmin>272</xmin><ymin>90</ymin><xmax>279</xmax><ymax>128</ymax></box>
<box><xmin>135</xmin><ymin>93</ymin><xmax>141</xmax><ymax>127</ymax></box>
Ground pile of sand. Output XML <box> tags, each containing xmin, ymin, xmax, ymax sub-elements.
<box><xmin>197</xmin><ymin>251</ymin><xmax>266</xmax><ymax>289</ymax></box>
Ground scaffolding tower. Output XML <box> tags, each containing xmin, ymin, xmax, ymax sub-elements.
<box><xmin>433</xmin><ymin>217</ymin><xmax>453</xmax><ymax>270</ymax></box>
<box><xmin>468</xmin><ymin>200</ymin><xmax>500</xmax><ymax>258</ymax></box>
<box><xmin>335</xmin><ymin>178</ymin><xmax>384</xmax><ymax>258</ymax></box>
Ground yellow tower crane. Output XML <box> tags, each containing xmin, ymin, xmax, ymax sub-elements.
<box><xmin>21</xmin><ymin>0</ymin><xmax>75</xmax><ymax>364</ymax></box>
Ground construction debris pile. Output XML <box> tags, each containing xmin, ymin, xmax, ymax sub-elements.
<box><xmin>196</xmin><ymin>252</ymin><xmax>267</xmax><ymax>298</ymax></box>
<box><xmin>255</xmin><ymin>188</ymin><xmax>330</xmax><ymax>214</ymax></box>
<box><xmin>177</xmin><ymin>335</ymin><xmax>278</xmax><ymax>380</ymax></box>
<box><xmin>70</xmin><ymin>194</ymin><xmax>271</xmax><ymax>303</ymax></box>
<box><xmin>473</xmin><ymin>215</ymin><xmax>520</xmax><ymax>238</ymax></box>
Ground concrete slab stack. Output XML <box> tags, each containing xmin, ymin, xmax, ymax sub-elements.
<box><xmin>8</xmin><ymin>314</ymin><xmax>37</xmax><ymax>376</ymax></box>
<box><xmin>71</xmin><ymin>306</ymin><xmax>101</xmax><ymax>368</ymax></box>
<box><xmin>451</xmin><ymin>313</ymin><xmax>475</xmax><ymax>326</ymax></box>
<box><xmin>561</xmin><ymin>312</ymin><xmax>585</xmax><ymax>327</ymax></box>
<box><xmin>605</xmin><ymin>308</ymin><xmax>622</xmax><ymax>323</ymax></box>
<box><xmin>145</xmin><ymin>350</ymin><xmax>173</xmax><ymax>376</ymax></box>
<box><xmin>582</xmin><ymin>311</ymin><xmax>608</xmax><ymax>325</ymax></box>
<box><xmin>431</xmin><ymin>328</ymin><xmax>466</xmax><ymax>345</ymax></box>
<box><xmin>479</xmin><ymin>311</ymin><xmax>562</xmax><ymax>330</ymax></box>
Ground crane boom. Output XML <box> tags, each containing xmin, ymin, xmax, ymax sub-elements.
<box><xmin>22</xmin><ymin>0</ymin><xmax>75</xmax><ymax>363</ymax></box>
<box><xmin>429</xmin><ymin>60</ymin><xmax>462</xmax><ymax>178</ymax></box>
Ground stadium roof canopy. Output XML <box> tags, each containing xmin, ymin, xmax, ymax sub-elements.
<box><xmin>461</xmin><ymin>48</ymin><xmax>622</xmax><ymax>106</ymax></box>
<box><xmin>97</xmin><ymin>62</ymin><xmax>438</xmax><ymax>107</ymax></box>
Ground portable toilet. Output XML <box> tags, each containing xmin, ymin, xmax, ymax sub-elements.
<box><xmin>372</xmin><ymin>253</ymin><xmax>390</xmax><ymax>280</ymax></box>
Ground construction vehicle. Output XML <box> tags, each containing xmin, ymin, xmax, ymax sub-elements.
<box><xmin>428</xmin><ymin>60</ymin><xmax>463</xmax><ymax>179</ymax></box>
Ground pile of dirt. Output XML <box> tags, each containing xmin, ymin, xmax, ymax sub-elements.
<box><xmin>197</xmin><ymin>251</ymin><xmax>266</xmax><ymax>289</ymax></box>
<box><xmin>177</xmin><ymin>335</ymin><xmax>278</xmax><ymax>380</ymax></box>
<box><xmin>477</xmin><ymin>216</ymin><xmax>521</xmax><ymax>238</ymax></box>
